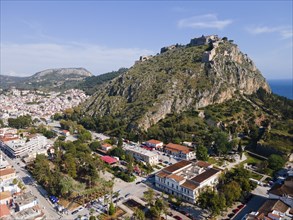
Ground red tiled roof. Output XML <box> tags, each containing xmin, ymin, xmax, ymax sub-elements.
<box><xmin>181</xmin><ymin>180</ymin><xmax>199</xmax><ymax>190</ymax></box>
<box><xmin>102</xmin><ymin>143</ymin><xmax>112</xmax><ymax>148</ymax></box>
<box><xmin>0</xmin><ymin>204</ymin><xmax>10</xmax><ymax>218</ymax></box>
<box><xmin>163</xmin><ymin>160</ymin><xmax>192</xmax><ymax>173</ymax></box>
<box><xmin>0</xmin><ymin>137</ymin><xmax>19</xmax><ymax>142</ymax></box>
<box><xmin>165</xmin><ymin>143</ymin><xmax>192</xmax><ymax>154</ymax></box>
<box><xmin>0</xmin><ymin>191</ymin><xmax>11</xmax><ymax>200</ymax></box>
<box><xmin>146</xmin><ymin>139</ymin><xmax>163</xmax><ymax>145</ymax></box>
<box><xmin>101</xmin><ymin>156</ymin><xmax>117</xmax><ymax>164</ymax></box>
<box><xmin>156</xmin><ymin>171</ymin><xmax>169</xmax><ymax>178</ymax></box>
<box><xmin>191</xmin><ymin>168</ymin><xmax>220</xmax><ymax>183</ymax></box>
<box><xmin>0</xmin><ymin>168</ymin><xmax>16</xmax><ymax>177</ymax></box>
<box><xmin>195</xmin><ymin>161</ymin><xmax>211</xmax><ymax>168</ymax></box>
<box><xmin>167</xmin><ymin>174</ymin><xmax>185</xmax><ymax>182</ymax></box>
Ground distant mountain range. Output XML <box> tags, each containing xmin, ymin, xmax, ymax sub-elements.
<box><xmin>0</xmin><ymin>68</ymin><xmax>92</xmax><ymax>91</ymax></box>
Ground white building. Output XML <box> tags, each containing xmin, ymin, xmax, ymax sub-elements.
<box><xmin>123</xmin><ymin>144</ymin><xmax>158</xmax><ymax>165</ymax></box>
<box><xmin>13</xmin><ymin>192</ymin><xmax>38</xmax><ymax>212</ymax></box>
<box><xmin>1</xmin><ymin>135</ymin><xmax>48</xmax><ymax>158</ymax></box>
<box><xmin>164</xmin><ymin>143</ymin><xmax>196</xmax><ymax>160</ymax></box>
<box><xmin>155</xmin><ymin>160</ymin><xmax>221</xmax><ymax>203</ymax></box>
<box><xmin>145</xmin><ymin>139</ymin><xmax>163</xmax><ymax>149</ymax></box>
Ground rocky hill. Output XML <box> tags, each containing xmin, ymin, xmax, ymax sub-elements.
<box><xmin>0</xmin><ymin>68</ymin><xmax>92</xmax><ymax>91</ymax></box>
<box><xmin>83</xmin><ymin>35</ymin><xmax>270</xmax><ymax>131</ymax></box>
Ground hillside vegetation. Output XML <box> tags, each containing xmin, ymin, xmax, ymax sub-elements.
<box><xmin>83</xmin><ymin>37</ymin><xmax>270</xmax><ymax>132</ymax></box>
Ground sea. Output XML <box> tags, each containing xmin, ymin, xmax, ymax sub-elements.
<box><xmin>268</xmin><ymin>79</ymin><xmax>293</xmax><ymax>100</ymax></box>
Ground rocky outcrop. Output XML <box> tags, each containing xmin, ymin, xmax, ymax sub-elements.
<box><xmin>33</xmin><ymin>68</ymin><xmax>92</xmax><ymax>78</ymax></box>
<box><xmin>0</xmin><ymin>68</ymin><xmax>92</xmax><ymax>91</ymax></box>
<box><xmin>83</xmin><ymin>35</ymin><xmax>270</xmax><ymax>131</ymax></box>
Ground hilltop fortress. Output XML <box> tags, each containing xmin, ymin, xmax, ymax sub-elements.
<box><xmin>137</xmin><ymin>34</ymin><xmax>223</xmax><ymax>64</ymax></box>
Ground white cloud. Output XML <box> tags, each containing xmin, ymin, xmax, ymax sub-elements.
<box><xmin>246</xmin><ymin>25</ymin><xmax>293</xmax><ymax>39</ymax></box>
<box><xmin>178</xmin><ymin>14</ymin><xmax>232</xmax><ymax>30</ymax></box>
<box><xmin>0</xmin><ymin>43</ymin><xmax>154</xmax><ymax>77</ymax></box>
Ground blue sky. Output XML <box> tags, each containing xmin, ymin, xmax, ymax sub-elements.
<box><xmin>1</xmin><ymin>1</ymin><xmax>292</xmax><ymax>79</ymax></box>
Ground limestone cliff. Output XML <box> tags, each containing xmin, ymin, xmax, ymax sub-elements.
<box><xmin>83</xmin><ymin>36</ymin><xmax>270</xmax><ymax>131</ymax></box>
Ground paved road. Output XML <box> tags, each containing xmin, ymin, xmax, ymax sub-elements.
<box><xmin>233</xmin><ymin>195</ymin><xmax>267</xmax><ymax>220</ymax></box>
<box><xmin>2</xmin><ymin>153</ymin><xmax>62</xmax><ymax>220</ymax></box>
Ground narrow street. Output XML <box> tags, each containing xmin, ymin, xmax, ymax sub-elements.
<box><xmin>2</xmin><ymin>153</ymin><xmax>62</xmax><ymax>220</ymax></box>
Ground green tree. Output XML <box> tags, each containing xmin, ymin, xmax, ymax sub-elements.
<box><xmin>222</xmin><ymin>181</ymin><xmax>241</xmax><ymax>206</ymax></box>
<box><xmin>196</xmin><ymin>145</ymin><xmax>209</xmax><ymax>161</ymax></box>
<box><xmin>109</xmin><ymin>202</ymin><xmax>115</xmax><ymax>215</ymax></box>
<box><xmin>58</xmin><ymin>176</ymin><xmax>73</xmax><ymax>198</ymax></box>
<box><xmin>117</xmin><ymin>135</ymin><xmax>123</xmax><ymax>148</ymax></box>
<box><xmin>268</xmin><ymin>154</ymin><xmax>285</xmax><ymax>172</ymax></box>
<box><xmin>213</xmin><ymin>131</ymin><xmax>229</xmax><ymax>156</ymax></box>
<box><xmin>89</xmin><ymin>216</ymin><xmax>96</xmax><ymax>220</ymax></box>
<box><xmin>144</xmin><ymin>188</ymin><xmax>155</xmax><ymax>207</ymax></box>
<box><xmin>126</xmin><ymin>154</ymin><xmax>134</xmax><ymax>174</ymax></box>
<box><xmin>133</xmin><ymin>208</ymin><xmax>145</xmax><ymax>220</ymax></box>
<box><xmin>12</xmin><ymin>178</ymin><xmax>18</xmax><ymax>185</ymax></box>
<box><xmin>78</xmin><ymin>130</ymin><xmax>92</xmax><ymax>142</ymax></box>
<box><xmin>0</xmin><ymin>119</ymin><xmax>4</xmax><ymax>128</ymax></box>
<box><xmin>8</xmin><ymin>115</ymin><xmax>32</xmax><ymax>129</ymax></box>
<box><xmin>64</xmin><ymin>153</ymin><xmax>77</xmax><ymax>178</ymax></box>
<box><xmin>150</xmin><ymin>206</ymin><xmax>160</xmax><ymax>218</ymax></box>
<box><xmin>58</xmin><ymin>135</ymin><xmax>66</xmax><ymax>141</ymax></box>
<box><xmin>156</xmin><ymin>197</ymin><xmax>168</xmax><ymax>219</ymax></box>
<box><xmin>89</xmin><ymin>141</ymin><xmax>101</xmax><ymax>151</ymax></box>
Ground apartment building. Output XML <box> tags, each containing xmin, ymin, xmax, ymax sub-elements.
<box><xmin>1</xmin><ymin>135</ymin><xmax>48</xmax><ymax>158</ymax></box>
<box><xmin>124</xmin><ymin>144</ymin><xmax>158</xmax><ymax>165</ymax></box>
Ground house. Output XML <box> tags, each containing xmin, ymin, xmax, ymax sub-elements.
<box><xmin>101</xmin><ymin>143</ymin><xmax>113</xmax><ymax>152</ymax></box>
<box><xmin>0</xmin><ymin>191</ymin><xmax>12</xmax><ymax>205</ymax></box>
<box><xmin>245</xmin><ymin>199</ymin><xmax>293</xmax><ymax>220</ymax></box>
<box><xmin>145</xmin><ymin>139</ymin><xmax>163</xmax><ymax>150</ymax></box>
<box><xmin>13</xmin><ymin>205</ymin><xmax>45</xmax><ymax>220</ymax></box>
<box><xmin>155</xmin><ymin>160</ymin><xmax>221</xmax><ymax>204</ymax></box>
<box><xmin>0</xmin><ymin>204</ymin><xmax>11</xmax><ymax>219</ymax></box>
<box><xmin>100</xmin><ymin>156</ymin><xmax>118</xmax><ymax>165</ymax></box>
<box><xmin>0</xmin><ymin>168</ymin><xmax>16</xmax><ymax>182</ymax></box>
<box><xmin>164</xmin><ymin>143</ymin><xmax>196</xmax><ymax>160</ymax></box>
<box><xmin>269</xmin><ymin>176</ymin><xmax>293</xmax><ymax>207</ymax></box>
<box><xmin>0</xmin><ymin>153</ymin><xmax>11</xmax><ymax>169</ymax></box>
<box><xmin>13</xmin><ymin>192</ymin><xmax>38</xmax><ymax>212</ymax></box>
<box><xmin>61</xmin><ymin>130</ymin><xmax>70</xmax><ymax>136</ymax></box>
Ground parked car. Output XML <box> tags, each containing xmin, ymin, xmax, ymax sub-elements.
<box><xmin>136</xmin><ymin>181</ymin><xmax>141</xmax><ymax>185</ymax></box>
<box><xmin>238</xmin><ymin>204</ymin><xmax>245</xmax><ymax>209</ymax></box>
<box><xmin>174</xmin><ymin>216</ymin><xmax>182</xmax><ymax>220</ymax></box>
<box><xmin>233</xmin><ymin>208</ymin><xmax>240</xmax><ymax>213</ymax></box>
<box><xmin>228</xmin><ymin>213</ymin><xmax>235</xmax><ymax>218</ymax></box>
<box><xmin>125</xmin><ymin>193</ymin><xmax>130</xmax><ymax>198</ymax></box>
<box><xmin>71</xmin><ymin>210</ymin><xmax>79</xmax><ymax>215</ymax></box>
<box><xmin>159</xmin><ymin>159</ymin><xmax>163</xmax><ymax>162</ymax></box>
